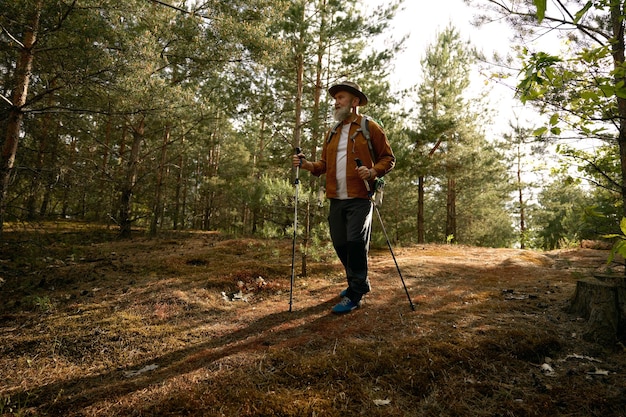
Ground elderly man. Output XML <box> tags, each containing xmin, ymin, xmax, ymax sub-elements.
<box><xmin>293</xmin><ymin>81</ymin><xmax>395</xmax><ymax>314</ymax></box>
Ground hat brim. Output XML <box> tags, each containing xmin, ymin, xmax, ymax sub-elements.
<box><xmin>328</xmin><ymin>84</ymin><xmax>368</xmax><ymax>106</ymax></box>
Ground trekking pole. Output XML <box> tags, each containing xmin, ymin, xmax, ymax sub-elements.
<box><xmin>289</xmin><ymin>147</ymin><xmax>302</xmax><ymax>312</ymax></box>
<box><xmin>355</xmin><ymin>158</ymin><xmax>416</xmax><ymax>311</ymax></box>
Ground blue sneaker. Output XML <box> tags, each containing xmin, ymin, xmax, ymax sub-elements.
<box><xmin>332</xmin><ymin>296</ymin><xmax>359</xmax><ymax>314</ymax></box>
<box><xmin>339</xmin><ymin>288</ymin><xmax>348</xmax><ymax>298</ymax></box>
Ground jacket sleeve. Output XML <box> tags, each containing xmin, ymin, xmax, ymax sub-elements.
<box><xmin>309</xmin><ymin>129</ymin><xmax>330</xmax><ymax>177</ymax></box>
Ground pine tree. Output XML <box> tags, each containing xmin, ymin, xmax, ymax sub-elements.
<box><xmin>261</xmin><ymin>0</ymin><xmax>403</xmax><ymax>273</ymax></box>
<box><xmin>411</xmin><ymin>24</ymin><xmax>513</xmax><ymax>245</ymax></box>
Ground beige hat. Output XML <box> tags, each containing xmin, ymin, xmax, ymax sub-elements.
<box><xmin>328</xmin><ymin>81</ymin><xmax>368</xmax><ymax>106</ymax></box>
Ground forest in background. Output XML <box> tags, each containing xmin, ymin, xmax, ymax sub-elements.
<box><xmin>1</xmin><ymin>0</ymin><xmax>625</xmax><ymax>252</ymax></box>
<box><xmin>3</xmin><ymin>2</ymin><xmax>626</xmax><ymax>414</ymax></box>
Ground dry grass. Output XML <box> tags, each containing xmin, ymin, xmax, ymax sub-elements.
<box><xmin>0</xmin><ymin>223</ymin><xmax>625</xmax><ymax>416</ymax></box>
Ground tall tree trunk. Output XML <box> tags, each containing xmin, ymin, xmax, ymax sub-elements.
<box><xmin>202</xmin><ymin>129</ymin><xmax>220</xmax><ymax>231</ymax></box>
<box><xmin>33</xmin><ymin>85</ymin><xmax>59</xmax><ymax>219</ymax></box>
<box><xmin>610</xmin><ymin>5</ymin><xmax>626</xmax><ymax>216</ymax></box>
<box><xmin>173</xmin><ymin>142</ymin><xmax>185</xmax><ymax>230</ymax></box>
<box><xmin>303</xmin><ymin>0</ymin><xmax>330</xmax><ymax>275</ymax></box>
<box><xmin>417</xmin><ymin>175</ymin><xmax>425</xmax><ymax>243</ymax></box>
<box><xmin>298</xmin><ymin>0</ymin><xmax>329</xmax><ymax>278</ymax></box>
<box><xmin>119</xmin><ymin>117</ymin><xmax>144</xmax><ymax>238</ymax></box>
<box><xmin>39</xmin><ymin>129</ymin><xmax>58</xmax><ymax>218</ymax></box>
<box><xmin>253</xmin><ymin>112</ymin><xmax>267</xmax><ymax>235</ymax></box>
<box><xmin>517</xmin><ymin>149</ymin><xmax>526</xmax><ymax>249</ymax></box>
<box><xmin>180</xmin><ymin>159</ymin><xmax>188</xmax><ymax>230</ymax></box>
<box><xmin>202</xmin><ymin>193</ymin><xmax>212</xmax><ymax>230</ymax></box>
<box><xmin>193</xmin><ymin>158</ymin><xmax>201</xmax><ymax>229</ymax></box>
<box><xmin>446</xmin><ymin>176</ymin><xmax>456</xmax><ymax>242</ymax></box>
<box><xmin>149</xmin><ymin>125</ymin><xmax>170</xmax><ymax>236</ymax></box>
<box><xmin>0</xmin><ymin>0</ymin><xmax>43</xmax><ymax>231</ymax></box>
<box><xmin>26</xmin><ymin>113</ymin><xmax>50</xmax><ymax>220</ymax></box>
<box><xmin>610</xmin><ymin>3</ymin><xmax>626</xmax><ymax>274</ymax></box>
<box><xmin>95</xmin><ymin>110</ymin><xmax>113</xmax><ymax>222</ymax></box>
<box><xmin>60</xmin><ymin>136</ymin><xmax>77</xmax><ymax>218</ymax></box>
<box><xmin>294</xmin><ymin>46</ymin><xmax>305</xmax><ymax>275</ymax></box>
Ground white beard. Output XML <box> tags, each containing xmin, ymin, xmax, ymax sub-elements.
<box><xmin>333</xmin><ymin>105</ymin><xmax>352</xmax><ymax>122</ymax></box>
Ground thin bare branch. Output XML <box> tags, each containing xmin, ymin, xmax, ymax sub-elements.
<box><xmin>485</xmin><ymin>0</ymin><xmax>610</xmax><ymax>45</ymax></box>
<box><xmin>0</xmin><ymin>24</ymin><xmax>25</xmax><ymax>48</ymax></box>
<box><xmin>0</xmin><ymin>94</ymin><xmax>13</xmax><ymax>107</ymax></box>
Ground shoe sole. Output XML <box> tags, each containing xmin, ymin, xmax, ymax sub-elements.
<box><xmin>331</xmin><ymin>306</ymin><xmax>358</xmax><ymax>314</ymax></box>
<box><xmin>331</xmin><ymin>300</ymin><xmax>361</xmax><ymax>314</ymax></box>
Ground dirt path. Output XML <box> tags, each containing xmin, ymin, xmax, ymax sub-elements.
<box><xmin>0</xmin><ymin>233</ymin><xmax>624</xmax><ymax>416</ymax></box>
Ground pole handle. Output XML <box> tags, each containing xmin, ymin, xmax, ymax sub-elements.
<box><xmin>354</xmin><ymin>158</ymin><xmax>371</xmax><ymax>193</ymax></box>
<box><xmin>295</xmin><ymin>147</ymin><xmax>304</xmax><ymax>168</ymax></box>
<box><xmin>293</xmin><ymin>147</ymin><xmax>303</xmax><ymax>184</ymax></box>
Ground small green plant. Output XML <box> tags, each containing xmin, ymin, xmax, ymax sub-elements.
<box><xmin>0</xmin><ymin>394</ymin><xmax>30</xmax><ymax>416</ymax></box>
<box><xmin>23</xmin><ymin>295</ymin><xmax>53</xmax><ymax>313</ymax></box>
<box><xmin>603</xmin><ymin>217</ymin><xmax>626</xmax><ymax>266</ymax></box>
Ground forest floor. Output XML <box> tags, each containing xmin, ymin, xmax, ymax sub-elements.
<box><xmin>0</xmin><ymin>222</ymin><xmax>625</xmax><ymax>416</ymax></box>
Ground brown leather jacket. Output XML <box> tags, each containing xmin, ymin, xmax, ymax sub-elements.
<box><xmin>309</xmin><ymin>114</ymin><xmax>395</xmax><ymax>200</ymax></box>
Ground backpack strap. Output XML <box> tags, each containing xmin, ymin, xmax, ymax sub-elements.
<box><xmin>326</xmin><ymin>121</ymin><xmax>342</xmax><ymax>143</ymax></box>
<box><xmin>360</xmin><ymin>115</ymin><xmax>376</xmax><ymax>164</ymax></box>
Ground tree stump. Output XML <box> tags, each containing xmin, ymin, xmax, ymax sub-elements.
<box><xmin>568</xmin><ymin>274</ymin><xmax>626</xmax><ymax>344</ymax></box>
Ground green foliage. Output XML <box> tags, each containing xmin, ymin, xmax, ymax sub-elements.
<box><xmin>513</xmin><ymin>0</ymin><xmax>626</xmax><ymax>220</ymax></box>
<box><xmin>603</xmin><ymin>217</ymin><xmax>626</xmax><ymax>264</ymax></box>
<box><xmin>473</xmin><ymin>0</ymin><xmax>626</xmax><ymax>251</ymax></box>
<box><xmin>521</xmin><ymin>42</ymin><xmax>619</xmax><ymax>134</ymax></box>
<box><xmin>0</xmin><ymin>0</ymin><xmax>532</xmax><ymax>249</ymax></box>
<box><xmin>6</xmin><ymin>0</ymin><xmax>590</xmax><ymax>250</ymax></box>
<box><xmin>518</xmin><ymin>51</ymin><xmax>563</xmax><ymax>104</ymax></box>
<box><xmin>531</xmin><ymin>176</ymin><xmax>594</xmax><ymax>250</ymax></box>
<box><xmin>534</xmin><ymin>0</ymin><xmax>547</xmax><ymax>23</ymax></box>
<box><xmin>0</xmin><ymin>393</ymin><xmax>32</xmax><ymax>417</ymax></box>
<box><xmin>409</xmin><ymin>24</ymin><xmax>514</xmax><ymax>246</ymax></box>
<box><xmin>23</xmin><ymin>295</ymin><xmax>53</xmax><ymax>313</ymax></box>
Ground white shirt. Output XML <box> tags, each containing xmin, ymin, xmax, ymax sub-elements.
<box><xmin>335</xmin><ymin>123</ymin><xmax>351</xmax><ymax>199</ymax></box>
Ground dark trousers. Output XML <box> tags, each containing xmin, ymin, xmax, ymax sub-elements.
<box><xmin>328</xmin><ymin>198</ymin><xmax>373</xmax><ymax>303</ymax></box>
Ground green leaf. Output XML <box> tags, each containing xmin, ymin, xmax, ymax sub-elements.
<box><xmin>599</xmin><ymin>84</ymin><xmax>615</xmax><ymax>96</ymax></box>
<box><xmin>534</xmin><ymin>0</ymin><xmax>547</xmax><ymax>23</ymax></box>
<box><xmin>584</xmin><ymin>206</ymin><xmax>603</xmax><ymax>218</ymax></box>
<box><xmin>614</xmin><ymin>239</ymin><xmax>626</xmax><ymax>258</ymax></box>
<box><xmin>607</xmin><ymin>249</ymin><xmax>616</xmax><ymax>264</ymax></box>
<box><xmin>580</xmin><ymin>90</ymin><xmax>598</xmax><ymax>100</ymax></box>
<box><xmin>605</xmin><ymin>218</ymin><xmax>626</xmax><ymax>265</ymax></box>
<box><xmin>615</xmin><ymin>87</ymin><xmax>626</xmax><ymax>98</ymax></box>
<box><xmin>607</xmin><ymin>239</ymin><xmax>626</xmax><ymax>265</ymax></box>
<box><xmin>533</xmin><ymin>126</ymin><xmax>548</xmax><ymax>136</ymax></box>
<box><xmin>574</xmin><ymin>2</ymin><xmax>593</xmax><ymax>23</ymax></box>
<box><xmin>549</xmin><ymin>113</ymin><xmax>559</xmax><ymax>125</ymax></box>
